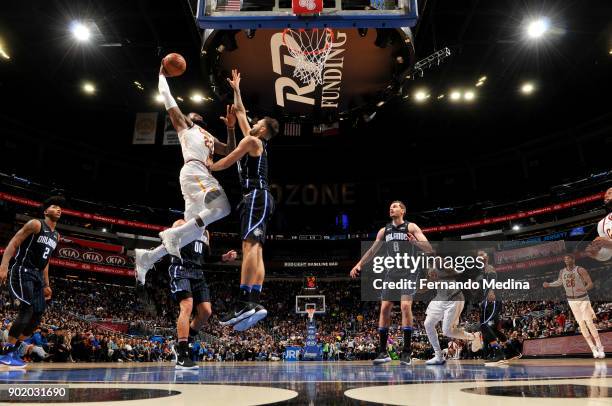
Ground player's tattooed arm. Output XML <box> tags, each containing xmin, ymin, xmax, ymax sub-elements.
<box><xmin>350</xmin><ymin>227</ymin><xmax>385</xmax><ymax>278</ymax></box>
<box><xmin>209</xmin><ymin>136</ymin><xmax>258</xmax><ymax>171</ymax></box>
<box><xmin>0</xmin><ymin>220</ymin><xmax>41</xmax><ymax>283</ymax></box>
<box><xmin>408</xmin><ymin>222</ymin><xmax>434</xmax><ymax>254</ymax></box>
<box><xmin>227</xmin><ymin>69</ymin><xmax>251</xmax><ymax>137</ymax></box>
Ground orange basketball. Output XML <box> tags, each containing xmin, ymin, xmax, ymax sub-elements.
<box><xmin>162</xmin><ymin>53</ymin><xmax>186</xmax><ymax>77</ymax></box>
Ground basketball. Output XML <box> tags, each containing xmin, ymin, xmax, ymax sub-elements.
<box><xmin>162</xmin><ymin>53</ymin><xmax>186</xmax><ymax>77</ymax></box>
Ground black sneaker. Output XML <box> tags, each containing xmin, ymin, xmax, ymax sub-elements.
<box><xmin>175</xmin><ymin>353</ymin><xmax>198</xmax><ymax>370</ymax></box>
<box><xmin>372</xmin><ymin>352</ymin><xmax>392</xmax><ymax>365</ymax></box>
<box><xmin>484</xmin><ymin>348</ymin><xmax>507</xmax><ymax>366</ymax></box>
<box><xmin>219</xmin><ymin>301</ymin><xmax>256</xmax><ymax>326</ymax></box>
<box><xmin>400</xmin><ymin>351</ymin><xmax>412</xmax><ymax>366</ymax></box>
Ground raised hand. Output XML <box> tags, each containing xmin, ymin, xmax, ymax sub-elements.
<box><xmin>227</xmin><ymin>69</ymin><xmax>241</xmax><ymax>90</ymax></box>
<box><xmin>220</xmin><ymin>104</ymin><xmax>237</xmax><ymax>128</ymax></box>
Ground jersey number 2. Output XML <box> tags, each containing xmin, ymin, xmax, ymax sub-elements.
<box><xmin>42</xmin><ymin>247</ymin><xmax>51</xmax><ymax>259</ymax></box>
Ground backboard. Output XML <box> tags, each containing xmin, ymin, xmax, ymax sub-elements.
<box><xmin>197</xmin><ymin>0</ymin><xmax>419</xmax><ymax>29</ymax></box>
<box><xmin>296</xmin><ymin>294</ymin><xmax>326</xmax><ymax>314</ymax></box>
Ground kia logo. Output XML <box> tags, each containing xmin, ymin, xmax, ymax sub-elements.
<box><xmin>58</xmin><ymin>248</ymin><xmax>80</xmax><ymax>259</ymax></box>
<box><xmin>82</xmin><ymin>251</ymin><xmax>103</xmax><ymax>263</ymax></box>
<box><xmin>106</xmin><ymin>255</ymin><xmax>126</xmax><ymax>266</ymax></box>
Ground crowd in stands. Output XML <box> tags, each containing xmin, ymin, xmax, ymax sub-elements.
<box><xmin>1</xmin><ymin>274</ymin><xmax>611</xmax><ymax>364</ymax></box>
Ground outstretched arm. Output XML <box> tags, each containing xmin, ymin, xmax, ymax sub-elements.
<box><xmin>543</xmin><ymin>270</ymin><xmax>563</xmax><ymax>288</ymax></box>
<box><xmin>227</xmin><ymin>69</ymin><xmax>252</xmax><ymax>137</ymax></box>
<box><xmin>209</xmin><ymin>136</ymin><xmax>258</xmax><ymax>171</ymax></box>
<box><xmin>350</xmin><ymin>228</ymin><xmax>385</xmax><ymax>278</ymax></box>
<box><xmin>158</xmin><ymin>64</ymin><xmax>188</xmax><ymax>133</ymax></box>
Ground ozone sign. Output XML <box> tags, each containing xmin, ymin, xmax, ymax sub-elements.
<box><xmin>204</xmin><ymin>28</ymin><xmax>413</xmax><ymax>117</ymax></box>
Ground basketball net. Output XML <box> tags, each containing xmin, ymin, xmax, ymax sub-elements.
<box><xmin>306</xmin><ymin>307</ymin><xmax>316</xmax><ymax>323</ymax></box>
<box><xmin>282</xmin><ymin>28</ymin><xmax>334</xmax><ymax>85</ymax></box>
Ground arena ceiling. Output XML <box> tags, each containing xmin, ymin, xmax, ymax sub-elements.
<box><xmin>0</xmin><ymin>0</ymin><xmax>610</xmax><ymax>217</ymax></box>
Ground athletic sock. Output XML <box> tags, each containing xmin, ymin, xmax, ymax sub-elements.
<box><xmin>238</xmin><ymin>285</ymin><xmax>251</xmax><ymax>303</ymax></box>
<box><xmin>402</xmin><ymin>326</ymin><xmax>413</xmax><ymax>353</ymax></box>
<box><xmin>378</xmin><ymin>327</ymin><xmax>389</xmax><ymax>354</ymax></box>
<box><xmin>249</xmin><ymin>285</ymin><xmax>262</xmax><ymax>303</ymax></box>
<box><xmin>178</xmin><ymin>340</ymin><xmax>190</xmax><ymax>357</ymax></box>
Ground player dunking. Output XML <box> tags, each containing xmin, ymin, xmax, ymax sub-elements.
<box><xmin>167</xmin><ymin>220</ymin><xmax>237</xmax><ymax>369</ymax></box>
<box><xmin>586</xmin><ymin>187</ymin><xmax>612</xmax><ymax>262</ymax></box>
<box><xmin>350</xmin><ymin>201</ymin><xmax>433</xmax><ymax>366</ymax></box>
<box><xmin>543</xmin><ymin>254</ymin><xmax>605</xmax><ymax>358</ymax></box>
<box><xmin>209</xmin><ymin>69</ymin><xmax>278</xmax><ymax>330</ymax></box>
<box><xmin>134</xmin><ymin>63</ymin><xmax>237</xmax><ymax>282</ymax></box>
<box><xmin>0</xmin><ymin>196</ymin><xmax>63</xmax><ymax>368</ymax></box>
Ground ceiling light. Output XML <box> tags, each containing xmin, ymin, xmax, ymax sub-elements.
<box><xmin>464</xmin><ymin>90</ymin><xmax>476</xmax><ymax>101</ymax></box>
<box><xmin>512</xmin><ymin>225</ymin><xmax>521</xmax><ymax>231</ymax></box>
<box><xmin>520</xmin><ymin>82</ymin><xmax>535</xmax><ymax>94</ymax></box>
<box><xmin>154</xmin><ymin>93</ymin><xmax>164</xmax><ymax>103</ymax></box>
<box><xmin>437</xmin><ymin>94</ymin><xmax>445</xmax><ymax>99</ymax></box>
<box><xmin>414</xmin><ymin>90</ymin><xmax>429</xmax><ymax>102</ymax></box>
<box><xmin>190</xmin><ymin>93</ymin><xmax>204</xmax><ymax>103</ymax></box>
<box><xmin>526</xmin><ymin>18</ymin><xmax>549</xmax><ymax>39</ymax></box>
<box><xmin>376</xmin><ymin>100</ymin><xmax>385</xmax><ymax>107</ymax></box>
<box><xmin>71</xmin><ymin>22</ymin><xmax>91</xmax><ymax>42</ymax></box>
<box><xmin>82</xmin><ymin>82</ymin><xmax>96</xmax><ymax>94</ymax></box>
<box><xmin>450</xmin><ymin>91</ymin><xmax>461</xmax><ymax>101</ymax></box>
<box><xmin>0</xmin><ymin>44</ymin><xmax>10</xmax><ymax>60</ymax></box>
<box><xmin>478</xmin><ymin>76</ymin><xmax>487</xmax><ymax>82</ymax></box>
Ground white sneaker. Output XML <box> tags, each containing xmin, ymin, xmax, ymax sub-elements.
<box><xmin>592</xmin><ymin>347</ymin><xmax>599</xmax><ymax>359</ymax></box>
<box><xmin>597</xmin><ymin>346</ymin><xmax>606</xmax><ymax>359</ymax></box>
<box><xmin>160</xmin><ymin>228</ymin><xmax>182</xmax><ymax>259</ymax></box>
<box><xmin>134</xmin><ymin>249</ymin><xmax>152</xmax><ymax>285</ymax></box>
<box><xmin>426</xmin><ymin>353</ymin><xmax>446</xmax><ymax>365</ymax></box>
<box><xmin>470</xmin><ymin>332</ymin><xmax>483</xmax><ymax>352</ymax></box>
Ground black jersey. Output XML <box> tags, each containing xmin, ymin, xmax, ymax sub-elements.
<box><xmin>237</xmin><ymin>138</ymin><xmax>269</xmax><ymax>193</ymax></box>
<box><xmin>11</xmin><ymin>220</ymin><xmax>58</xmax><ymax>272</ymax></box>
<box><xmin>170</xmin><ymin>237</ymin><xmax>208</xmax><ymax>269</ymax></box>
<box><xmin>383</xmin><ymin>221</ymin><xmax>416</xmax><ymax>257</ymax></box>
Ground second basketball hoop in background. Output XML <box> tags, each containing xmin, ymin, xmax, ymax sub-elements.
<box><xmin>282</xmin><ymin>28</ymin><xmax>334</xmax><ymax>85</ymax></box>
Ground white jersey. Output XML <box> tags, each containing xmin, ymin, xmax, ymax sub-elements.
<box><xmin>557</xmin><ymin>266</ymin><xmax>588</xmax><ymax>299</ymax></box>
<box><xmin>595</xmin><ymin>213</ymin><xmax>612</xmax><ymax>261</ymax></box>
<box><xmin>179</xmin><ymin>124</ymin><xmax>215</xmax><ymax>167</ymax></box>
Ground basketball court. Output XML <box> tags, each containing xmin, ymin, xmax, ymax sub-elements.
<box><xmin>2</xmin><ymin>359</ymin><xmax>610</xmax><ymax>404</ymax></box>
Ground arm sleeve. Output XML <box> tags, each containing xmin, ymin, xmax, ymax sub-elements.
<box><xmin>158</xmin><ymin>75</ymin><xmax>177</xmax><ymax>110</ymax></box>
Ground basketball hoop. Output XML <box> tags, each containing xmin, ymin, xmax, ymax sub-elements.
<box><xmin>282</xmin><ymin>28</ymin><xmax>334</xmax><ymax>85</ymax></box>
<box><xmin>306</xmin><ymin>307</ymin><xmax>316</xmax><ymax>322</ymax></box>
